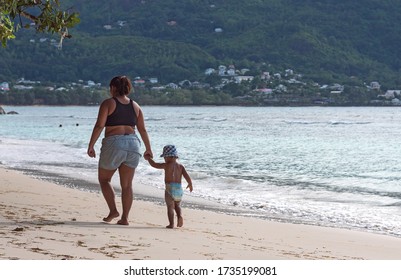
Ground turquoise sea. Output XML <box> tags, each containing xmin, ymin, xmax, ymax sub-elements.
<box><xmin>1</xmin><ymin>105</ymin><xmax>401</xmax><ymax>237</ymax></box>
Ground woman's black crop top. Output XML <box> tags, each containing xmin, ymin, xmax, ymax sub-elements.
<box><xmin>105</xmin><ymin>97</ymin><xmax>137</xmax><ymax>127</ymax></box>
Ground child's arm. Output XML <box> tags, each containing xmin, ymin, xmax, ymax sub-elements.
<box><xmin>182</xmin><ymin>166</ymin><xmax>193</xmax><ymax>192</ymax></box>
<box><xmin>146</xmin><ymin>157</ymin><xmax>166</xmax><ymax>169</ymax></box>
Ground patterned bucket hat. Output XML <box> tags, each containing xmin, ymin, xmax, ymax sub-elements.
<box><xmin>160</xmin><ymin>145</ymin><xmax>179</xmax><ymax>158</ymax></box>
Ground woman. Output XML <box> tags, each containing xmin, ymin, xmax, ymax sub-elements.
<box><xmin>87</xmin><ymin>76</ymin><xmax>153</xmax><ymax>225</ymax></box>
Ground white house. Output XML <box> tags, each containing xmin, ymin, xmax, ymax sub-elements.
<box><xmin>179</xmin><ymin>80</ymin><xmax>192</xmax><ymax>87</ymax></box>
<box><xmin>379</xmin><ymin>90</ymin><xmax>399</xmax><ymax>99</ymax></box>
<box><xmin>13</xmin><ymin>85</ymin><xmax>33</xmax><ymax>90</ymax></box>
<box><xmin>167</xmin><ymin>21</ymin><xmax>177</xmax><ymax>26</ymax></box>
<box><xmin>166</xmin><ymin>83</ymin><xmax>179</xmax><ymax>89</ymax></box>
<box><xmin>273</xmin><ymin>73</ymin><xmax>282</xmax><ymax>79</ymax></box>
<box><xmin>218</xmin><ymin>65</ymin><xmax>227</xmax><ymax>76</ymax></box>
<box><xmin>370</xmin><ymin>81</ymin><xmax>381</xmax><ymax>90</ymax></box>
<box><xmin>226</xmin><ymin>69</ymin><xmax>236</xmax><ymax>76</ymax></box>
<box><xmin>0</xmin><ymin>82</ymin><xmax>10</xmax><ymax>91</ymax></box>
<box><xmin>254</xmin><ymin>88</ymin><xmax>273</xmax><ymax>94</ymax></box>
<box><xmin>275</xmin><ymin>84</ymin><xmax>287</xmax><ymax>92</ymax></box>
<box><xmin>330</xmin><ymin>83</ymin><xmax>344</xmax><ymax>91</ymax></box>
<box><xmin>285</xmin><ymin>69</ymin><xmax>294</xmax><ymax>76</ymax></box>
<box><xmin>117</xmin><ymin>20</ymin><xmax>127</xmax><ymax>27</ymax></box>
<box><xmin>261</xmin><ymin>72</ymin><xmax>270</xmax><ymax>80</ymax></box>
<box><xmin>385</xmin><ymin>89</ymin><xmax>401</xmax><ymax>96</ymax></box>
<box><xmin>234</xmin><ymin>76</ymin><xmax>254</xmax><ymax>83</ymax></box>
<box><xmin>240</xmin><ymin>68</ymin><xmax>250</xmax><ymax>75</ymax></box>
<box><xmin>17</xmin><ymin>78</ymin><xmax>40</xmax><ymax>84</ymax></box>
<box><xmin>204</xmin><ymin>68</ymin><xmax>216</xmax><ymax>75</ymax></box>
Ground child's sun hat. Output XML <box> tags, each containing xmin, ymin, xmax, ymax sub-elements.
<box><xmin>160</xmin><ymin>145</ymin><xmax>179</xmax><ymax>158</ymax></box>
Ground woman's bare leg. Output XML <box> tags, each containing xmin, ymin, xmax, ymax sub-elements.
<box><xmin>98</xmin><ymin>167</ymin><xmax>119</xmax><ymax>222</ymax></box>
<box><xmin>117</xmin><ymin>164</ymin><xmax>135</xmax><ymax>225</ymax></box>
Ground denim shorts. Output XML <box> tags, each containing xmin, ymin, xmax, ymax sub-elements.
<box><xmin>99</xmin><ymin>134</ymin><xmax>141</xmax><ymax>170</ymax></box>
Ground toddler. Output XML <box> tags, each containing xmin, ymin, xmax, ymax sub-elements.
<box><xmin>145</xmin><ymin>145</ymin><xmax>193</xmax><ymax>228</ymax></box>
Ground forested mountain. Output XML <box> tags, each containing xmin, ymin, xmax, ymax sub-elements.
<box><xmin>1</xmin><ymin>0</ymin><xmax>401</xmax><ymax>87</ymax></box>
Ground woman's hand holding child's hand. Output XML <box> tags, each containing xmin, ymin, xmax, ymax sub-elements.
<box><xmin>143</xmin><ymin>151</ymin><xmax>153</xmax><ymax>161</ymax></box>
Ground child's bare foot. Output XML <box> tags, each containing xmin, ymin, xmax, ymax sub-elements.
<box><xmin>177</xmin><ymin>217</ymin><xmax>183</xmax><ymax>227</ymax></box>
<box><xmin>166</xmin><ymin>224</ymin><xmax>174</xmax><ymax>229</ymax></box>
<box><xmin>117</xmin><ymin>219</ymin><xmax>129</xmax><ymax>225</ymax></box>
<box><xmin>103</xmin><ymin>211</ymin><xmax>119</xmax><ymax>222</ymax></box>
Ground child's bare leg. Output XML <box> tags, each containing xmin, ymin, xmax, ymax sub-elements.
<box><xmin>175</xmin><ymin>201</ymin><xmax>183</xmax><ymax>227</ymax></box>
<box><xmin>165</xmin><ymin>191</ymin><xmax>175</xmax><ymax>228</ymax></box>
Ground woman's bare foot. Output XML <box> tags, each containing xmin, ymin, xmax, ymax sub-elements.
<box><xmin>103</xmin><ymin>211</ymin><xmax>119</xmax><ymax>222</ymax></box>
<box><xmin>177</xmin><ymin>217</ymin><xmax>183</xmax><ymax>227</ymax></box>
<box><xmin>117</xmin><ymin>219</ymin><xmax>129</xmax><ymax>225</ymax></box>
<box><xmin>166</xmin><ymin>224</ymin><xmax>174</xmax><ymax>229</ymax></box>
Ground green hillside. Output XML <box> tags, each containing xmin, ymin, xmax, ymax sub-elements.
<box><xmin>1</xmin><ymin>0</ymin><xmax>401</xmax><ymax>87</ymax></box>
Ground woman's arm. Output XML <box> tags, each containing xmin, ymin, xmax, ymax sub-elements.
<box><xmin>135</xmin><ymin>103</ymin><xmax>153</xmax><ymax>159</ymax></box>
<box><xmin>87</xmin><ymin>100</ymin><xmax>109</xmax><ymax>158</ymax></box>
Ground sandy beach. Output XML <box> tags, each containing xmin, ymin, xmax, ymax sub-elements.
<box><xmin>1</xmin><ymin>167</ymin><xmax>401</xmax><ymax>260</ymax></box>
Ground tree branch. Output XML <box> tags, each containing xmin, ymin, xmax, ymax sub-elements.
<box><xmin>19</xmin><ymin>10</ymin><xmax>38</xmax><ymax>22</ymax></box>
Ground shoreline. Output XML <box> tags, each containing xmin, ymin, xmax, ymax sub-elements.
<box><xmin>10</xmin><ymin>166</ymin><xmax>401</xmax><ymax>239</ymax></box>
<box><xmin>10</xmin><ymin>166</ymin><xmax>256</xmax><ymax>218</ymax></box>
<box><xmin>1</xmin><ymin>166</ymin><xmax>401</xmax><ymax>260</ymax></box>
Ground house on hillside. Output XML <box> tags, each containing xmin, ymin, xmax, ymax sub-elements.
<box><xmin>13</xmin><ymin>85</ymin><xmax>33</xmax><ymax>90</ymax></box>
<box><xmin>370</xmin><ymin>81</ymin><xmax>381</xmax><ymax>90</ymax></box>
<box><xmin>17</xmin><ymin>78</ymin><xmax>40</xmax><ymax>84</ymax></box>
<box><xmin>133</xmin><ymin>79</ymin><xmax>146</xmax><ymax>87</ymax></box>
<box><xmin>234</xmin><ymin>76</ymin><xmax>254</xmax><ymax>83</ymax></box>
<box><xmin>205</xmin><ymin>68</ymin><xmax>216</xmax><ymax>75</ymax></box>
<box><xmin>117</xmin><ymin>20</ymin><xmax>127</xmax><ymax>27</ymax></box>
<box><xmin>330</xmin><ymin>83</ymin><xmax>344</xmax><ymax>91</ymax></box>
<box><xmin>273</xmin><ymin>73</ymin><xmax>282</xmax><ymax>79</ymax></box>
<box><xmin>285</xmin><ymin>69</ymin><xmax>294</xmax><ymax>76</ymax></box>
<box><xmin>240</xmin><ymin>68</ymin><xmax>250</xmax><ymax>75</ymax></box>
<box><xmin>227</xmin><ymin>68</ymin><xmax>236</xmax><ymax>76</ymax></box>
<box><xmin>166</xmin><ymin>83</ymin><xmax>179</xmax><ymax>89</ymax></box>
<box><xmin>275</xmin><ymin>84</ymin><xmax>287</xmax><ymax>92</ymax></box>
<box><xmin>254</xmin><ymin>88</ymin><xmax>273</xmax><ymax>94</ymax></box>
<box><xmin>385</xmin><ymin>90</ymin><xmax>401</xmax><ymax>97</ymax></box>
<box><xmin>218</xmin><ymin>65</ymin><xmax>227</xmax><ymax>76</ymax></box>
<box><xmin>179</xmin><ymin>80</ymin><xmax>192</xmax><ymax>87</ymax></box>
<box><xmin>378</xmin><ymin>90</ymin><xmax>401</xmax><ymax>100</ymax></box>
<box><xmin>0</xmin><ymin>82</ymin><xmax>10</xmax><ymax>91</ymax></box>
<box><xmin>261</xmin><ymin>72</ymin><xmax>270</xmax><ymax>80</ymax></box>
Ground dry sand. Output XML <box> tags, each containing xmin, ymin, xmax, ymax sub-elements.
<box><xmin>1</xmin><ymin>167</ymin><xmax>401</xmax><ymax>260</ymax></box>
